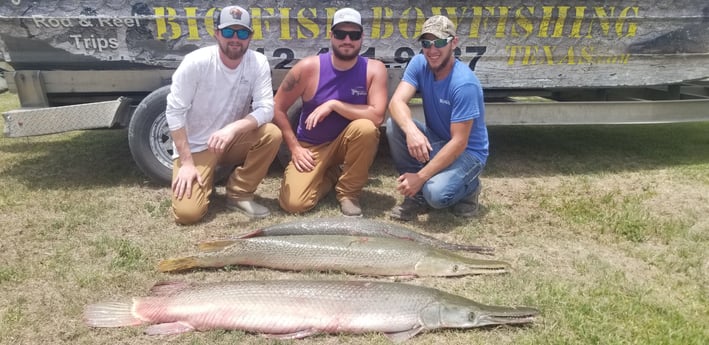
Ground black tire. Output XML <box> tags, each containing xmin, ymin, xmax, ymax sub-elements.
<box><xmin>276</xmin><ymin>98</ymin><xmax>303</xmax><ymax>167</ymax></box>
<box><xmin>128</xmin><ymin>85</ymin><xmax>173</xmax><ymax>185</ymax></box>
<box><xmin>128</xmin><ymin>85</ymin><xmax>233</xmax><ymax>185</ymax></box>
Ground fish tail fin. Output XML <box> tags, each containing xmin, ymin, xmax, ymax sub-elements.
<box><xmin>157</xmin><ymin>256</ymin><xmax>201</xmax><ymax>272</ymax></box>
<box><xmin>197</xmin><ymin>239</ymin><xmax>237</xmax><ymax>252</ymax></box>
<box><xmin>84</xmin><ymin>301</ymin><xmax>142</xmax><ymax>328</ymax></box>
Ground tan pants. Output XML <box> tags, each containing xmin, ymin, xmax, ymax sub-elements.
<box><xmin>279</xmin><ymin>119</ymin><xmax>379</xmax><ymax>213</ymax></box>
<box><xmin>172</xmin><ymin>123</ymin><xmax>282</xmax><ymax>224</ymax></box>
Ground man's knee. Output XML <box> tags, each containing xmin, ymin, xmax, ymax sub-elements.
<box><xmin>422</xmin><ymin>186</ymin><xmax>455</xmax><ymax>209</ymax></box>
<box><xmin>260</xmin><ymin>123</ymin><xmax>283</xmax><ymax>146</ymax></box>
<box><xmin>350</xmin><ymin>119</ymin><xmax>379</xmax><ymax>137</ymax></box>
<box><xmin>172</xmin><ymin>203</ymin><xmax>208</xmax><ymax>225</ymax></box>
<box><xmin>278</xmin><ymin>184</ymin><xmax>319</xmax><ymax>214</ymax></box>
<box><xmin>278</xmin><ymin>196</ymin><xmax>316</xmax><ymax>214</ymax></box>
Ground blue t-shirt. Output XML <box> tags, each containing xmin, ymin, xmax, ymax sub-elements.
<box><xmin>403</xmin><ymin>54</ymin><xmax>489</xmax><ymax>164</ymax></box>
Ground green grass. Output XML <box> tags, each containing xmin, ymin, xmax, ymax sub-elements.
<box><xmin>1</xmin><ymin>90</ymin><xmax>708</xmax><ymax>345</ymax></box>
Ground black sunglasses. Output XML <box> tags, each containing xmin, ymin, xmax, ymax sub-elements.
<box><xmin>332</xmin><ymin>29</ymin><xmax>362</xmax><ymax>41</ymax></box>
<box><xmin>221</xmin><ymin>28</ymin><xmax>250</xmax><ymax>40</ymax></box>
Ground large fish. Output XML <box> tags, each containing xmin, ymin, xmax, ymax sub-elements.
<box><xmin>230</xmin><ymin>217</ymin><xmax>495</xmax><ymax>255</ymax></box>
<box><xmin>158</xmin><ymin>235</ymin><xmax>510</xmax><ymax>276</ymax></box>
<box><xmin>84</xmin><ymin>280</ymin><xmax>539</xmax><ymax>342</ymax></box>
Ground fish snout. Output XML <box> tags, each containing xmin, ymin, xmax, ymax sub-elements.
<box><xmin>474</xmin><ymin>306</ymin><xmax>540</xmax><ymax>327</ymax></box>
<box><xmin>463</xmin><ymin>259</ymin><xmax>511</xmax><ymax>275</ymax></box>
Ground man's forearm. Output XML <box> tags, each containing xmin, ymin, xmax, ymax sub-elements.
<box><xmin>329</xmin><ymin>100</ymin><xmax>384</xmax><ymax>125</ymax></box>
<box><xmin>272</xmin><ymin>110</ymin><xmax>301</xmax><ymax>151</ymax></box>
<box><xmin>389</xmin><ymin>100</ymin><xmax>420</xmax><ymax>137</ymax></box>
<box><xmin>225</xmin><ymin>115</ymin><xmax>258</xmax><ymax>136</ymax></box>
<box><xmin>170</xmin><ymin>128</ymin><xmax>193</xmax><ymax>165</ymax></box>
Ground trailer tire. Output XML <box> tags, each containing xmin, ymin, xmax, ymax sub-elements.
<box><xmin>128</xmin><ymin>85</ymin><xmax>174</xmax><ymax>185</ymax></box>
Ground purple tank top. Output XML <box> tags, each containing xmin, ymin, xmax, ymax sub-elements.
<box><xmin>296</xmin><ymin>52</ymin><xmax>368</xmax><ymax>144</ymax></box>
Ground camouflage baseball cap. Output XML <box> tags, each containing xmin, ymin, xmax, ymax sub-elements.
<box><xmin>419</xmin><ymin>15</ymin><xmax>456</xmax><ymax>39</ymax></box>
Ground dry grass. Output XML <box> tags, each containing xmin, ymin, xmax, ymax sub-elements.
<box><xmin>1</xmin><ymin>91</ymin><xmax>708</xmax><ymax>345</ymax></box>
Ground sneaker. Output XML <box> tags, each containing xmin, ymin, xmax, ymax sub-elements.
<box><xmin>453</xmin><ymin>184</ymin><xmax>481</xmax><ymax>218</ymax></box>
<box><xmin>339</xmin><ymin>198</ymin><xmax>362</xmax><ymax>217</ymax></box>
<box><xmin>389</xmin><ymin>197</ymin><xmax>429</xmax><ymax>221</ymax></box>
<box><xmin>226</xmin><ymin>199</ymin><xmax>271</xmax><ymax>218</ymax></box>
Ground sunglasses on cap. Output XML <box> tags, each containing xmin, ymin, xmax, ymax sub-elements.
<box><xmin>420</xmin><ymin>36</ymin><xmax>453</xmax><ymax>49</ymax></box>
<box><xmin>221</xmin><ymin>27</ymin><xmax>250</xmax><ymax>40</ymax></box>
<box><xmin>332</xmin><ymin>29</ymin><xmax>362</xmax><ymax>41</ymax></box>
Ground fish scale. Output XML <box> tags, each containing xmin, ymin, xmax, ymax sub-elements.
<box><xmin>235</xmin><ymin>217</ymin><xmax>496</xmax><ymax>254</ymax></box>
<box><xmin>136</xmin><ymin>281</ymin><xmax>425</xmax><ymax>334</ymax></box>
<box><xmin>85</xmin><ymin>280</ymin><xmax>539</xmax><ymax>341</ymax></box>
<box><xmin>158</xmin><ymin>235</ymin><xmax>510</xmax><ymax>276</ymax></box>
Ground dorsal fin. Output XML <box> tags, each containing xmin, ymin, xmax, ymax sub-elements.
<box><xmin>197</xmin><ymin>239</ymin><xmax>238</xmax><ymax>252</ymax></box>
<box><xmin>148</xmin><ymin>281</ymin><xmax>191</xmax><ymax>296</ymax></box>
<box><xmin>234</xmin><ymin>228</ymin><xmax>265</xmax><ymax>239</ymax></box>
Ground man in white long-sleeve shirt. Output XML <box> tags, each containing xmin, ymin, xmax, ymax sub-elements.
<box><xmin>166</xmin><ymin>5</ymin><xmax>282</xmax><ymax>225</ymax></box>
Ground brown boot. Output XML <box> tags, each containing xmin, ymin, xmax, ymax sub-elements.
<box><xmin>452</xmin><ymin>184</ymin><xmax>481</xmax><ymax>218</ymax></box>
<box><xmin>226</xmin><ymin>198</ymin><xmax>271</xmax><ymax>219</ymax></box>
<box><xmin>389</xmin><ymin>197</ymin><xmax>430</xmax><ymax>221</ymax></box>
<box><xmin>339</xmin><ymin>198</ymin><xmax>362</xmax><ymax>217</ymax></box>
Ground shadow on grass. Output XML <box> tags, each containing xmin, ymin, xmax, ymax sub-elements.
<box><xmin>0</xmin><ymin>129</ymin><xmax>147</xmax><ymax>189</ymax></box>
<box><xmin>2</xmin><ymin>122</ymin><xmax>708</xmax><ymax>191</ymax></box>
<box><xmin>485</xmin><ymin>122</ymin><xmax>709</xmax><ymax>177</ymax></box>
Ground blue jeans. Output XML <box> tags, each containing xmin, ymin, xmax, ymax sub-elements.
<box><xmin>386</xmin><ymin>117</ymin><xmax>484</xmax><ymax>209</ymax></box>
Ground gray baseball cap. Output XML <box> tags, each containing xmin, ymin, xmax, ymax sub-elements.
<box><xmin>419</xmin><ymin>15</ymin><xmax>456</xmax><ymax>39</ymax></box>
<box><xmin>217</xmin><ymin>5</ymin><xmax>252</xmax><ymax>31</ymax></box>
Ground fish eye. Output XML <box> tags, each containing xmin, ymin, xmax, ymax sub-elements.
<box><xmin>468</xmin><ymin>312</ymin><xmax>476</xmax><ymax>321</ymax></box>
<box><xmin>451</xmin><ymin>264</ymin><xmax>459</xmax><ymax>272</ymax></box>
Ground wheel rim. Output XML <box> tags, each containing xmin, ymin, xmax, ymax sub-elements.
<box><xmin>149</xmin><ymin>112</ymin><xmax>174</xmax><ymax>170</ymax></box>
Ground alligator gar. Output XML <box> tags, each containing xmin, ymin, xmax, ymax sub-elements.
<box><xmin>158</xmin><ymin>235</ymin><xmax>509</xmax><ymax>276</ymax></box>
<box><xmin>230</xmin><ymin>217</ymin><xmax>495</xmax><ymax>255</ymax></box>
<box><xmin>84</xmin><ymin>280</ymin><xmax>539</xmax><ymax>341</ymax></box>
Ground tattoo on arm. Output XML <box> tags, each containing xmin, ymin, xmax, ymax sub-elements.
<box><xmin>282</xmin><ymin>72</ymin><xmax>300</xmax><ymax>92</ymax></box>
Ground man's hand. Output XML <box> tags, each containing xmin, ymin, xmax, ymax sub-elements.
<box><xmin>304</xmin><ymin>100</ymin><xmax>334</xmax><ymax>130</ymax></box>
<box><xmin>207</xmin><ymin>127</ymin><xmax>237</xmax><ymax>154</ymax></box>
<box><xmin>172</xmin><ymin>163</ymin><xmax>203</xmax><ymax>200</ymax></box>
<box><xmin>396</xmin><ymin>172</ymin><xmax>425</xmax><ymax>197</ymax></box>
<box><xmin>406</xmin><ymin>129</ymin><xmax>433</xmax><ymax>163</ymax></box>
<box><xmin>290</xmin><ymin>145</ymin><xmax>317</xmax><ymax>172</ymax></box>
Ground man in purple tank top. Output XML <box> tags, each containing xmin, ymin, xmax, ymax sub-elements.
<box><xmin>273</xmin><ymin>8</ymin><xmax>388</xmax><ymax>216</ymax></box>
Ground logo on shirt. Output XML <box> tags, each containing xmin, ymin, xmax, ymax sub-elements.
<box><xmin>439</xmin><ymin>98</ymin><xmax>451</xmax><ymax>105</ymax></box>
<box><xmin>351</xmin><ymin>87</ymin><xmax>367</xmax><ymax>97</ymax></box>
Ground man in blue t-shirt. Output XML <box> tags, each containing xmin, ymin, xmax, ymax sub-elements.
<box><xmin>387</xmin><ymin>15</ymin><xmax>489</xmax><ymax>221</ymax></box>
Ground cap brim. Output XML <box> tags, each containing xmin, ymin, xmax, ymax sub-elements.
<box><xmin>331</xmin><ymin>22</ymin><xmax>363</xmax><ymax>30</ymax></box>
<box><xmin>418</xmin><ymin>30</ymin><xmax>449</xmax><ymax>40</ymax></box>
<box><xmin>218</xmin><ymin>23</ymin><xmax>253</xmax><ymax>32</ymax></box>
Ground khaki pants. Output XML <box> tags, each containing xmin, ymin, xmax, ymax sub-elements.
<box><xmin>279</xmin><ymin>119</ymin><xmax>379</xmax><ymax>213</ymax></box>
<box><xmin>172</xmin><ymin>123</ymin><xmax>282</xmax><ymax>224</ymax></box>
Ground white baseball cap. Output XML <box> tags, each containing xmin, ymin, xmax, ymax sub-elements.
<box><xmin>331</xmin><ymin>8</ymin><xmax>362</xmax><ymax>30</ymax></box>
<box><xmin>217</xmin><ymin>5</ymin><xmax>252</xmax><ymax>31</ymax></box>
